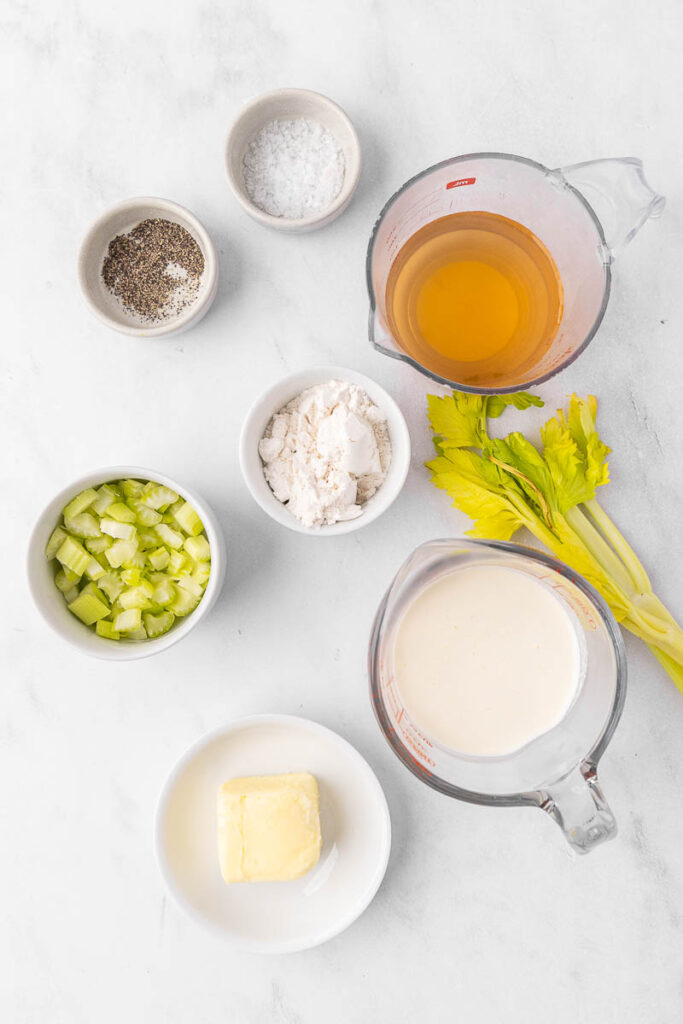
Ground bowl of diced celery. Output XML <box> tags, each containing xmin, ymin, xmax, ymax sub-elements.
<box><xmin>27</xmin><ymin>467</ymin><xmax>226</xmax><ymax>660</ymax></box>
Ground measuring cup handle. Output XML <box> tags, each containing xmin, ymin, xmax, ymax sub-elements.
<box><xmin>540</xmin><ymin>762</ymin><xmax>617</xmax><ymax>854</ymax></box>
<box><xmin>555</xmin><ymin>157</ymin><xmax>665</xmax><ymax>259</ymax></box>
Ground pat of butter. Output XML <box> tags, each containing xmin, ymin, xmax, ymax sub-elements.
<box><xmin>217</xmin><ymin>773</ymin><xmax>322</xmax><ymax>884</ymax></box>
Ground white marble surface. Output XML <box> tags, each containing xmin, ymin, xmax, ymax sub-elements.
<box><xmin>3</xmin><ymin>0</ymin><xmax>683</xmax><ymax>1020</ymax></box>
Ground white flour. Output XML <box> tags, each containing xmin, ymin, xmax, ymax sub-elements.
<box><xmin>243</xmin><ymin>118</ymin><xmax>345</xmax><ymax>219</ymax></box>
<box><xmin>259</xmin><ymin>380</ymin><xmax>392</xmax><ymax>527</ymax></box>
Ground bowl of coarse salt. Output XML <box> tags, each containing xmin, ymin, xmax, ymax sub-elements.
<box><xmin>239</xmin><ymin>366</ymin><xmax>411</xmax><ymax>536</ymax></box>
<box><xmin>225</xmin><ymin>89</ymin><xmax>362</xmax><ymax>232</ymax></box>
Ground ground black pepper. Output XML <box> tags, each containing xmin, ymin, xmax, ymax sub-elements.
<box><xmin>101</xmin><ymin>218</ymin><xmax>205</xmax><ymax>322</ymax></box>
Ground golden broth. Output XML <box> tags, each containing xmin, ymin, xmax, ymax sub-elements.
<box><xmin>385</xmin><ymin>211</ymin><xmax>563</xmax><ymax>388</ymax></box>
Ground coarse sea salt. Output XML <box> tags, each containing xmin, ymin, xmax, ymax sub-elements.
<box><xmin>243</xmin><ymin>117</ymin><xmax>345</xmax><ymax>220</ymax></box>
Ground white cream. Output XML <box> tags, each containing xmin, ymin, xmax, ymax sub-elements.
<box><xmin>393</xmin><ymin>564</ymin><xmax>581</xmax><ymax>757</ymax></box>
<box><xmin>259</xmin><ymin>380</ymin><xmax>391</xmax><ymax>527</ymax></box>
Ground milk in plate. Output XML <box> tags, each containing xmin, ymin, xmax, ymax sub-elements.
<box><xmin>393</xmin><ymin>564</ymin><xmax>581</xmax><ymax>757</ymax></box>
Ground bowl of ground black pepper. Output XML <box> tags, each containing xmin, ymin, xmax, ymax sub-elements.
<box><xmin>78</xmin><ymin>197</ymin><xmax>218</xmax><ymax>337</ymax></box>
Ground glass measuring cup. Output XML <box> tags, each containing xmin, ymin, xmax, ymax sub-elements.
<box><xmin>366</xmin><ymin>153</ymin><xmax>664</xmax><ymax>393</ymax></box>
<box><xmin>368</xmin><ymin>539</ymin><xmax>627</xmax><ymax>854</ymax></box>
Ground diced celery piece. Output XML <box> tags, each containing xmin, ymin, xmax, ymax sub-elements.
<box><xmin>147</xmin><ymin>546</ymin><xmax>170</xmax><ymax>571</ymax></box>
<box><xmin>119</xmin><ymin>586</ymin><xmax>152</xmax><ymax>611</ymax></box>
<box><xmin>107</xmin><ymin>502</ymin><xmax>136</xmax><ymax>524</ymax></box>
<box><xmin>63</xmin><ymin>585</ymin><xmax>80</xmax><ymax>604</ymax></box>
<box><xmin>46</xmin><ymin>526</ymin><xmax>68</xmax><ymax>560</ymax></box>
<box><xmin>98</xmin><ymin>573</ymin><xmax>124</xmax><ymax>602</ymax></box>
<box><xmin>55</xmin><ymin>568</ymin><xmax>80</xmax><ymax>592</ymax></box>
<box><xmin>64</xmin><ymin>512</ymin><xmax>102</xmax><ymax>539</ymax></box>
<box><xmin>170</xmin><ymin>588</ymin><xmax>200</xmax><ymax>617</ymax></box>
<box><xmin>121</xmin><ymin>567</ymin><xmax>141</xmax><ymax>586</ymax></box>
<box><xmin>143</xmin><ymin>610</ymin><xmax>175</xmax><ymax>638</ymax></box>
<box><xmin>136</xmin><ymin>529</ymin><xmax>158</xmax><ymax>551</ymax></box>
<box><xmin>140</xmin><ymin>482</ymin><xmax>178</xmax><ymax>510</ymax></box>
<box><xmin>125</xmin><ymin>625</ymin><xmax>148</xmax><ymax>641</ymax></box>
<box><xmin>56</xmin><ymin>536</ymin><xmax>91</xmax><ymax>576</ymax></box>
<box><xmin>113</xmin><ymin>608</ymin><xmax>142</xmax><ymax>632</ymax></box>
<box><xmin>121</xmin><ymin>479</ymin><xmax>144</xmax><ymax>500</ymax></box>
<box><xmin>94</xmin><ymin>551</ymin><xmax>111</xmax><ymax>569</ymax></box>
<box><xmin>191</xmin><ymin>562</ymin><xmax>211</xmax><ymax>587</ymax></box>
<box><xmin>184</xmin><ymin>535</ymin><xmax>211</xmax><ymax>561</ymax></box>
<box><xmin>166</xmin><ymin>498</ymin><xmax>185</xmax><ymax>517</ymax></box>
<box><xmin>68</xmin><ymin>591</ymin><xmax>110</xmax><ymax>625</ymax></box>
<box><xmin>62</xmin><ymin>488</ymin><xmax>97</xmax><ymax>520</ymax></box>
<box><xmin>177</xmin><ymin>575</ymin><xmax>203</xmax><ymax>599</ymax></box>
<box><xmin>101</xmin><ymin>519</ymin><xmax>137</xmax><ymax>541</ymax></box>
<box><xmin>85</xmin><ymin>536</ymin><xmax>111</xmax><ymax>554</ymax></box>
<box><xmin>84</xmin><ymin>556</ymin><xmax>106</xmax><ymax>581</ymax></box>
<box><xmin>123</xmin><ymin>550</ymin><xmax>147</xmax><ymax>570</ymax></box>
<box><xmin>105</xmin><ymin>538</ymin><xmax>138</xmax><ymax>568</ymax></box>
<box><xmin>90</xmin><ymin>483</ymin><xmax>118</xmax><ymax>517</ymax></box>
<box><xmin>168</xmin><ymin>549</ymin><xmax>192</xmax><ymax>576</ymax></box>
<box><xmin>96</xmin><ymin>620</ymin><xmax>120</xmax><ymax>640</ymax></box>
<box><xmin>155</xmin><ymin>523</ymin><xmax>184</xmax><ymax>549</ymax></box>
<box><xmin>174</xmin><ymin>500</ymin><xmax>204</xmax><ymax>537</ymax></box>
<box><xmin>153</xmin><ymin>579</ymin><xmax>176</xmax><ymax>607</ymax></box>
<box><xmin>129</xmin><ymin>501</ymin><xmax>162</xmax><ymax>527</ymax></box>
<box><xmin>80</xmin><ymin>581</ymin><xmax>109</xmax><ymax>606</ymax></box>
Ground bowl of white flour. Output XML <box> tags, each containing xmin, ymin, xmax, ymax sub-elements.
<box><xmin>225</xmin><ymin>89</ymin><xmax>362</xmax><ymax>232</ymax></box>
<box><xmin>239</xmin><ymin>367</ymin><xmax>411</xmax><ymax>535</ymax></box>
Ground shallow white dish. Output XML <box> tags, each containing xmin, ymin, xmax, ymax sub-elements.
<box><xmin>78</xmin><ymin>197</ymin><xmax>218</xmax><ymax>337</ymax></box>
<box><xmin>27</xmin><ymin>465</ymin><xmax>226</xmax><ymax>661</ymax></box>
<box><xmin>155</xmin><ymin>715</ymin><xmax>391</xmax><ymax>953</ymax></box>
<box><xmin>239</xmin><ymin>365</ymin><xmax>411</xmax><ymax>536</ymax></box>
<box><xmin>225</xmin><ymin>88</ymin><xmax>362</xmax><ymax>232</ymax></box>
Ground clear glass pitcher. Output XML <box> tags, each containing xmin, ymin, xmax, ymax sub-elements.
<box><xmin>366</xmin><ymin>153</ymin><xmax>664</xmax><ymax>393</ymax></box>
<box><xmin>368</xmin><ymin>539</ymin><xmax>627</xmax><ymax>854</ymax></box>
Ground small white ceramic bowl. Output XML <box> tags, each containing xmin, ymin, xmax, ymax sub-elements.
<box><xmin>155</xmin><ymin>714</ymin><xmax>391</xmax><ymax>953</ymax></box>
<box><xmin>225</xmin><ymin>88</ymin><xmax>362</xmax><ymax>232</ymax></box>
<box><xmin>78</xmin><ymin>197</ymin><xmax>219</xmax><ymax>337</ymax></box>
<box><xmin>27</xmin><ymin>465</ymin><xmax>226</xmax><ymax>661</ymax></box>
<box><xmin>239</xmin><ymin>366</ymin><xmax>411</xmax><ymax>536</ymax></box>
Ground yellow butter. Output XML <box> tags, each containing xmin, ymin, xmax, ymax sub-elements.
<box><xmin>217</xmin><ymin>773</ymin><xmax>322</xmax><ymax>884</ymax></box>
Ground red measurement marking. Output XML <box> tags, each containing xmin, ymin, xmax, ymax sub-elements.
<box><xmin>446</xmin><ymin>177</ymin><xmax>476</xmax><ymax>189</ymax></box>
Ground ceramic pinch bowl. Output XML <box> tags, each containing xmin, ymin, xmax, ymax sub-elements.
<box><xmin>78</xmin><ymin>197</ymin><xmax>218</xmax><ymax>338</ymax></box>
<box><xmin>155</xmin><ymin>715</ymin><xmax>392</xmax><ymax>953</ymax></box>
<box><xmin>27</xmin><ymin>465</ymin><xmax>226</xmax><ymax>661</ymax></box>
<box><xmin>239</xmin><ymin>366</ymin><xmax>411</xmax><ymax>536</ymax></box>
<box><xmin>225</xmin><ymin>88</ymin><xmax>362</xmax><ymax>232</ymax></box>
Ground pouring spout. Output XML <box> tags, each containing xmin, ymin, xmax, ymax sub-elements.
<box><xmin>556</xmin><ymin>157</ymin><xmax>665</xmax><ymax>259</ymax></box>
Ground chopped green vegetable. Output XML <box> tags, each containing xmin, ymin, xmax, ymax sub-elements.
<box><xmin>106</xmin><ymin>502</ymin><xmax>137</xmax><ymax>524</ymax></box>
<box><xmin>155</xmin><ymin>523</ymin><xmax>184</xmax><ymax>549</ymax></box>
<box><xmin>85</xmin><ymin>536</ymin><xmax>111</xmax><ymax>554</ymax></box>
<box><xmin>45</xmin><ymin>477</ymin><xmax>210</xmax><ymax>641</ymax></box>
<box><xmin>426</xmin><ymin>391</ymin><xmax>683</xmax><ymax>694</ymax></box>
<box><xmin>91</xmin><ymin>484</ymin><xmax>119</xmax><ymax>517</ymax></box>
<box><xmin>56</xmin><ymin>536</ymin><xmax>91</xmax><ymax>576</ymax></box>
<box><xmin>173</xmin><ymin>500</ymin><xmax>204</xmax><ymax>536</ymax></box>
<box><xmin>143</xmin><ymin>610</ymin><xmax>175</xmax><ymax>637</ymax></box>
<box><xmin>105</xmin><ymin>538</ymin><xmax>138</xmax><ymax>568</ymax></box>
<box><xmin>62</xmin><ymin>488</ymin><xmax>97</xmax><ymax>520</ymax></box>
<box><xmin>64</xmin><ymin>512</ymin><xmax>102</xmax><ymax>539</ymax></box>
<box><xmin>46</xmin><ymin>526</ymin><xmax>68</xmax><ymax>560</ymax></box>
<box><xmin>68</xmin><ymin>591</ymin><xmax>110</xmax><ymax>625</ymax></box>
<box><xmin>140</xmin><ymin>483</ymin><xmax>178</xmax><ymax>510</ymax></box>
<box><xmin>184</xmin><ymin>535</ymin><xmax>210</xmax><ymax>561</ymax></box>
<box><xmin>101</xmin><ymin>519</ymin><xmax>137</xmax><ymax>541</ymax></box>
<box><xmin>113</xmin><ymin>608</ymin><xmax>142</xmax><ymax>632</ymax></box>
<box><xmin>84</xmin><ymin>556</ymin><xmax>106</xmax><ymax>581</ymax></box>
<box><xmin>96</xmin><ymin>620</ymin><xmax>120</xmax><ymax>640</ymax></box>
<box><xmin>147</xmin><ymin>546</ymin><xmax>170</xmax><ymax>571</ymax></box>
<box><xmin>55</xmin><ymin>568</ymin><xmax>80</xmax><ymax>592</ymax></box>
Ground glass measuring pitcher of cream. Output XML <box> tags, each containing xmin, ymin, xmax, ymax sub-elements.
<box><xmin>368</xmin><ymin>539</ymin><xmax>627</xmax><ymax>854</ymax></box>
<box><xmin>366</xmin><ymin>153</ymin><xmax>664</xmax><ymax>393</ymax></box>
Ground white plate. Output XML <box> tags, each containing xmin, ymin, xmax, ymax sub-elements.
<box><xmin>155</xmin><ymin>715</ymin><xmax>391</xmax><ymax>953</ymax></box>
